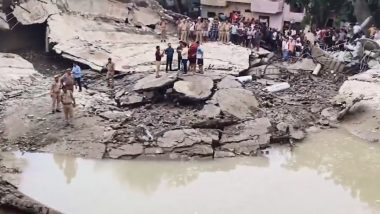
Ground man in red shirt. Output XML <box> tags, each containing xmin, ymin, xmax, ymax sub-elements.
<box><xmin>155</xmin><ymin>46</ymin><xmax>164</xmax><ymax>78</ymax></box>
<box><xmin>188</xmin><ymin>41</ymin><xmax>199</xmax><ymax>75</ymax></box>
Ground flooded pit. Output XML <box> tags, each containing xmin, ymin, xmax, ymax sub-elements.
<box><xmin>7</xmin><ymin>129</ymin><xmax>380</xmax><ymax>214</ymax></box>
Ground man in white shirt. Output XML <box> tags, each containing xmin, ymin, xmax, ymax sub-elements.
<box><xmin>282</xmin><ymin>37</ymin><xmax>289</xmax><ymax>61</ymax></box>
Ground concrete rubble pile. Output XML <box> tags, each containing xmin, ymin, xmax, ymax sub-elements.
<box><xmin>1</xmin><ymin>0</ymin><xmax>379</xmax><ymax>162</ymax></box>
<box><xmin>11</xmin><ymin>0</ymin><xmax>185</xmax><ymax>72</ymax></box>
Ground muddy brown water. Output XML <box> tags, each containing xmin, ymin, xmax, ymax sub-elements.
<box><xmin>5</xmin><ymin>129</ymin><xmax>380</xmax><ymax>214</ymax></box>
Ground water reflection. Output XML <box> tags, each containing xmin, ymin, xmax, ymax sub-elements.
<box><xmin>92</xmin><ymin>156</ymin><xmax>270</xmax><ymax>194</ymax></box>
<box><xmin>284</xmin><ymin>129</ymin><xmax>380</xmax><ymax>211</ymax></box>
<box><xmin>9</xmin><ymin>129</ymin><xmax>380</xmax><ymax>214</ymax></box>
<box><xmin>53</xmin><ymin>154</ymin><xmax>78</xmax><ymax>184</ymax></box>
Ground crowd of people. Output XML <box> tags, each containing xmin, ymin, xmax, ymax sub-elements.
<box><xmin>158</xmin><ymin>14</ymin><xmax>379</xmax><ymax>65</ymax></box>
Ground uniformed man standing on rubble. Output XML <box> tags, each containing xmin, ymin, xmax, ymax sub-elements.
<box><xmin>105</xmin><ymin>58</ymin><xmax>115</xmax><ymax>88</ymax></box>
<box><xmin>50</xmin><ymin>75</ymin><xmax>61</xmax><ymax>114</ymax></box>
<box><xmin>61</xmin><ymin>86</ymin><xmax>76</xmax><ymax>126</ymax></box>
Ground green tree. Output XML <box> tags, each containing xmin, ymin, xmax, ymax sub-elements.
<box><xmin>286</xmin><ymin>0</ymin><xmax>354</xmax><ymax>27</ymax></box>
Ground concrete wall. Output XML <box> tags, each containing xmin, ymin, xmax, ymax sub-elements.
<box><xmin>201</xmin><ymin>2</ymin><xmax>252</xmax><ymax>18</ymax></box>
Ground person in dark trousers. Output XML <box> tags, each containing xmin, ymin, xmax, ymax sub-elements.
<box><xmin>155</xmin><ymin>46</ymin><xmax>164</xmax><ymax>78</ymax></box>
<box><xmin>164</xmin><ymin>43</ymin><xmax>174</xmax><ymax>72</ymax></box>
<box><xmin>177</xmin><ymin>42</ymin><xmax>183</xmax><ymax>71</ymax></box>
<box><xmin>71</xmin><ymin>63</ymin><xmax>82</xmax><ymax>92</ymax></box>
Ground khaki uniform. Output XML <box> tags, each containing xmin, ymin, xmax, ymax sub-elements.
<box><xmin>160</xmin><ymin>21</ymin><xmax>167</xmax><ymax>41</ymax></box>
<box><xmin>180</xmin><ymin>22</ymin><xmax>188</xmax><ymax>42</ymax></box>
<box><xmin>186</xmin><ymin>22</ymin><xmax>191</xmax><ymax>42</ymax></box>
<box><xmin>61</xmin><ymin>91</ymin><xmax>74</xmax><ymax>123</ymax></box>
<box><xmin>195</xmin><ymin>22</ymin><xmax>203</xmax><ymax>43</ymax></box>
<box><xmin>106</xmin><ymin>62</ymin><xmax>115</xmax><ymax>88</ymax></box>
<box><xmin>224</xmin><ymin>23</ymin><xmax>231</xmax><ymax>43</ymax></box>
<box><xmin>177</xmin><ymin>20</ymin><xmax>183</xmax><ymax>39</ymax></box>
<box><xmin>51</xmin><ymin>81</ymin><xmax>61</xmax><ymax>112</ymax></box>
<box><xmin>218</xmin><ymin>22</ymin><xmax>225</xmax><ymax>42</ymax></box>
<box><xmin>61</xmin><ymin>74</ymin><xmax>74</xmax><ymax>93</ymax></box>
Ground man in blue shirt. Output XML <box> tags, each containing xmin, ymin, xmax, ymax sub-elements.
<box><xmin>71</xmin><ymin>63</ymin><xmax>82</xmax><ymax>92</ymax></box>
<box><xmin>164</xmin><ymin>43</ymin><xmax>174</xmax><ymax>72</ymax></box>
<box><xmin>196</xmin><ymin>41</ymin><xmax>204</xmax><ymax>74</ymax></box>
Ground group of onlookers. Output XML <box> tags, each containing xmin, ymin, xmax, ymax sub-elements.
<box><xmin>155</xmin><ymin>41</ymin><xmax>204</xmax><ymax>78</ymax></box>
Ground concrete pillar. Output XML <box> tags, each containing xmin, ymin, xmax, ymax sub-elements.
<box><xmin>45</xmin><ymin>26</ymin><xmax>49</xmax><ymax>53</ymax></box>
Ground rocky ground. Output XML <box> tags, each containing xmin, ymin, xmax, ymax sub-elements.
<box><xmin>0</xmin><ymin>44</ymin><xmax>351</xmax><ymax>161</ymax></box>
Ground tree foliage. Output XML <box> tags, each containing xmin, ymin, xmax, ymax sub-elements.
<box><xmin>285</xmin><ymin>0</ymin><xmax>355</xmax><ymax>26</ymax></box>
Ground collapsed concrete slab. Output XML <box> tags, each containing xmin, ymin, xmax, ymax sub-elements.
<box><xmin>0</xmin><ymin>53</ymin><xmax>39</xmax><ymax>93</ymax></box>
<box><xmin>338</xmin><ymin>68</ymin><xmax>380</xmax><ymax>142</ymax></box>
<box><xmin>173</xmin><ymin>75</ymin><xmax>214</xmax><ymax>100</ymax></box>
<box><xmin>212</xmin><ymin>88</ymin><xmax>259</xmax><ymax>119</ymax></box>
<box><xmin>133</xmin><ymin>73</ymin><xmax>177</xmax><ymax>91</ymax></box>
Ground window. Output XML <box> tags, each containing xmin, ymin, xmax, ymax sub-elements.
<box><xmin>289</xmin><ymin>2</ymin><xmax>303</xmax><ymax>13</ymax></box>
<box><xmin>245</xmin><ymin>9</ymin><xmax>251</xmax><ymax>13</ymax></box>
<box><xmin>207</xmin><ymin>12</ymin><xmax>216</xmax><ymax>18</ymax></box>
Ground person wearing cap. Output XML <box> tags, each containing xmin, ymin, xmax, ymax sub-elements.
<box><xmin>160</xmin><ymin>18</ymin><xmax>167</xmax><ymax>43</ymax></box>
<box><xmin>105</xmin><ymin>58</ymin><xmax>115</xmax><ymax>88</ymax></box>
<box><xmin>61</xmin><ymin>69</ymin><xmax>75</xmax><ymax>93</ymax></box>
<box><xmin>195</xmin><ymin>18</ymin><xmax>203</xmax><ymax>43</ymax></box>
<box><xmin>50</xmin><ymin>75</ymin><xmax>61</xmax><ymax>114</ymax></box>
<box><xmin>180</xmin><ymin>20</ymin><xmax>188</xmax><ymax>42</ymax></box>
<box><xmin>218</xmin><ymin>21</ymin><xmax>225</xmax><ymax>42</ymax></box>
<box><xmin>177</xmin><ymin>19</ymin><xmax>184</xmax><ymax>40</ymax></box>
<box><xmin>61</xmin><ymin>86</ymin><xmax>76</xmax><ymax>126</ymax></box>
<box><xmin>223</xmin><ymin>21</ymin><xmax>231</xmax><ymax>43</ymax></box>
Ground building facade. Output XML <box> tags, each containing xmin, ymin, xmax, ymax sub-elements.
<box><xmin>251</xmin><ymin>0</ymin><xmax>304</xmax><ymax>30</ymax></box>
<box><xmin>201</xmin><ymin>0</ymin><xmax>253</xmax><ymax>19</ymax></box>
<box><xmin>200</xmin><ymin>0</ymin><xmax>304</xmax><ymax>30</ymax></box>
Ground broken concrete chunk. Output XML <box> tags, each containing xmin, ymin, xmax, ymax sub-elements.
<box><xmin>144</xmin><ymin>147</ymin><xmax>164</xmax><ymax>154</ymax></box>
<box><xmin>219</xmin><ymin>118</ymin><xmax>272</xmax><ymax>155</ymax></box>
<box><xmin>157</xmin><ymin>129</ymin><xmax>219</xmax><ymax>149</ymax></box>
<box><xmin>134</xmin><ymin>73</ymin><xmax>177</xmax><ymax>91</ymax></box>
<box><xmin>265</xmin><ymin>82</ymin><xmax>290</xmax><ymax>93</ymax></box>
<box><xmin>321</xmin><ymin>107</ymin><xmax>339</xmax><ymax>122</ymax></box>
<box><xmin>108</xmin><ymin>143</ymin><xmax>144</xmax><ymax>158</ymax></box>
<box><xmin>212</xmin><ymin>88</ymin><xmax>259</xmax><ymax>119</ymax></box>
<box><xmin>287</xmin><ymin>58</ymin><xmax>317</xmax><ymax>72</ymax></box>
<box><xmin>214</xmin><ymin>151</ymin><xmax>236</xmax><ymax>158</ymax></box>
<box><xmin>198</xmin><ymin>104</ymin><xmax>221</xmax><ymax>119</ymax></box>
<box><xmin>183</xmin><ymin>145</ymin><xmax>214</xmax><ymax>156</ymax></box>
<box><xmin>173</xmin><ymin>75</ymin><xmax>214</xmax><ymax>100</ymax></box>
<box><xmin>99</xmin><ymin>111</ymin><xmax>131</xmax><ymax>121</ymax></box>
<box><xmin>119</xmin><ymin>94</ymin><xmax>145</xmax><ymax>107</ymax></box>
<box><xmin>236</xmin><ymin>76</ymin><xmax>253</xmax><ymax>83</ymax></box>
<box><xmin>248</xmin><ymin>65</ymin><xmax>280</xmax><ymax>77</ymax></box>
<box><xmin>217</xmin><ymin>75</ymin><xmax>242</xmax><ymax>89</ymax></box>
